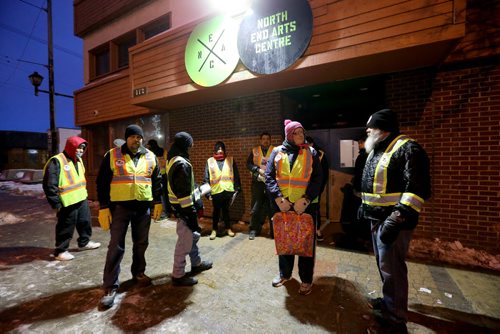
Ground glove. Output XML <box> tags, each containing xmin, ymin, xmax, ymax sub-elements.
<box><xmin>275</xmin><ymin>197</ymin><xmax>292</xmax><ymax>212</ymax></box>
<box><xmin>98</xmin><ymin>208</ymin><xmax>112</xmax><ymax>231</ymax></box>
<box><xmin>379</xmin><ymin>210</ymin><xmax>405</xmax><ymax>244</ymax></box>
<box><xmin>293</xmin><ymin>198</ymin><xmax>310</xmax><ymax>215</ymax></box>
<box><xmin>258</xmin><ymin>168</ymin><xmax>265</xmax><ymax>175</ymax></box>
<box><xmin>257</xmin><ymin>174</ymin><xmax>265</xmax><ymax>182</ymax></box>
<box><xmin>152</xmin><ymin>203</ymin><xmax>163</xmax><ymax>221</ymax></box>
<box><xmin>357</xmin><ymin>205</ymin><xmax>364</xmax><ymax>221</ymax></box>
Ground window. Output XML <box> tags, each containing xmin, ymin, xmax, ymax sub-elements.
<box><xmin>93</xmin><ymin>46</ymin><xmax>110</xmax><ymax>77</ymax></box>
<box><xmin>88</xmin><ymin>14</ymin><xmax>171</xmax><ymax>81</ymax></box>
<box><xmin>117</xmin><ymin>34</ymin><xmax>136</xmax><ymax>68</ymax></box>
<box><xmin>140</xmin><ymin>14</ymin><xmax>171</xmax><ymax>41</ymax></box>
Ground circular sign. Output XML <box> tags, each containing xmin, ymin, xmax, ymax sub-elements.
<box><xmin>237</xmin><ymin>0</ymin><xmax>313</xmax><ymax>74</ymax></box>
<box><xmin>185</xmin><ymin>15</ymin><xmax>240</xmax><ymax>87</ymax></box>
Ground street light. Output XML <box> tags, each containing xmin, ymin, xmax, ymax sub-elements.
<box><xmin>28</xmin><ymin>71</ymin><xmax>44</xmax><ymax>96</ymax></box>
<box><xmin>24</xmin><ymin>0</ymin><xmax>73</xmax><ymax>156</ymax></box>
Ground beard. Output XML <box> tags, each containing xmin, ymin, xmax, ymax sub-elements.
<box><xmin>365</xmin><ymin>129</ymin><xmax>385</xmax><ymax>153</ymax></box>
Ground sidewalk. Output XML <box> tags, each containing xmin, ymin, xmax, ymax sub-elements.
<box><xmin>0</xmin><ymin>191</ymin><xmax>499</xmax><ymax>333</ymax></box>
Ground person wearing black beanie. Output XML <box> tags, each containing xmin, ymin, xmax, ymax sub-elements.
<box><xmin>360</xmin><ymin>109</ymin><xmax>431</xmax><ymax>332</ymax></box>
<box><xmin>96</xmin><ymin>123</ymin><xmax>163</xmax><ymax>308</ymax></box>
<box><xmin>166</xmin><ymin>132</ymin><xmax>213</xmax><ymax>286</ymax></box>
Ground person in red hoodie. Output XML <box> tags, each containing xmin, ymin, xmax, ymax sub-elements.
<box><xmin>43</xmin><ymin>136</ymin><xmax>100</xmax><ymax>261</ymax></box>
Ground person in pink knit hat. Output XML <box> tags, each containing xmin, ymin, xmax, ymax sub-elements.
<box><xmin>264</xmin><ymin>119</ymin><xmax>323</xmax><ymax>295</ymax></box>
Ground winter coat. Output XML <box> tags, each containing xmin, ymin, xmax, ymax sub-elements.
<box><xmin>360</xmin><ymin>133</ymin><xmax>431</xmax><ymax>228</ymax></box>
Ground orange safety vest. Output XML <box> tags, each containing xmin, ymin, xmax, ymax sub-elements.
<box><xmin>208</xmin><ymin>156</ymin><xmax>234</xmax><ymax>195</ymax></box>
<box><xmin>274</xmin><ymin>147</ymin><xmax>313</xmax><ymax>203</ymax></box>
<box><xmin>109</xmin><ymin>148</ymin><xmax>156</xmax><ymax>202</ymax></box>
<box><xmin>252</xmin><ymin>145</ymin><xmax>274</xmax><ymax>169</ymax></box>
<box><xmin>361</xmin><ymin>135</ymin><xmax>425</xmax><ymax>213</ymax></box>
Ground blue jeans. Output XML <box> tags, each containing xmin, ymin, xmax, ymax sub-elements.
<box><xmin>372</xmin><ymin>220</ymin><xmax>412</xmax><ymax>323</ymax></box>
<box><xmin>172</xmin><ymin>218</ymin><xmax>201</xmax><ymax>278</ymax></box>
<box><xmin>102</xmin><ymin>202</ymin><xmax>151</xmax><ymax>290</ymax></box>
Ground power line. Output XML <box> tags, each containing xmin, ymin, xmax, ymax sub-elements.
<box><xmin>0</xmin><ymin>22</ymin><xmax>82</xmax><ymax>59</ymax></box>
<box><xmin>0</xmin><ymin>5</ymin><xmax>43</xmax><ymax>89</ymax></box>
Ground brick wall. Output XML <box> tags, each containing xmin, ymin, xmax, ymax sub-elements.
<box><xmin>387</xmin><ymin>59</ymin><xmax>500</xmax><ymax>252</ymax></box>
<box><xmin>168</xmin><ymin>92</ymin><xmax>284</xmax><ymax>222</ymax></box>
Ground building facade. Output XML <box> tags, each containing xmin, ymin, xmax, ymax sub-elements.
<box><xmin>73</xmin><ymin>0</ymin><xmax>499</xmax><ymax>252</ymax></box>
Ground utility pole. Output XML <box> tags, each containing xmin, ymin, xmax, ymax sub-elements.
<box><xmin>47</xmin><ymin>0</ymin><xmax>57</xmax><ymax>156</ymax></box>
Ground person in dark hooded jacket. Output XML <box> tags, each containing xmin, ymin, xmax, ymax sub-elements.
<box><xmin>43</xmin><ymin>136</ymin><xmax>100</xmax><ymax>261</ymax></box>
<box><xmin>359</xmin><ymin>109</ymin><xmax>431</xmax><ymax>333</ymax></box>
<box><xmin>167</xmin><ymin>132</ymin><xmax>213</xmax><ymax>286</ymax></box>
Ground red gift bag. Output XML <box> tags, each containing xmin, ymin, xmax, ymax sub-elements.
<box><xmin>272</xmin><ymin>211</ymin><xmax>314</xmax><ymax>257</ymax></box>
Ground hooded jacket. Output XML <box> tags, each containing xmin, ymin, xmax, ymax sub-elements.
<box><xmin>43</xmin><ymin>136</ymin><xmax>88</xmax><ymax>209</ymax></box>
<box><xmin>166</xmin><ymin>141</ymin><xmax>201</xmax><ymax>232</ymax></box>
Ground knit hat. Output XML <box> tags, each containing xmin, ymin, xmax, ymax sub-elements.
<box><xmin>366</xmin><ymin>109</ymin><xmax>399</xmax><ymax>133</ymax></box>
<box><xmin>125</xmin><ymin>124</ymin><xmax>144</xmax><ymax>139</ymax></box>
<box><xmin>213</xmin><ymin>141</ymin><xmax>226</xmax><ymax>153</ymax></box>
<box><xmin>173</xmin><ymin>132</ymin><xmax>193</xmax><ymax>150</ymax></box>
<box><xmin>284</xmin><ymin>119</ymin><xmax>304</xmax><ymax>141</ymax></box>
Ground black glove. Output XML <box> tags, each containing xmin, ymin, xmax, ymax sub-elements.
<box><xmin>379</xmin><ymin>211</ymin><xmax>405</xmax><ymax>245</ymax></box>
<box><xmin>181</xmin><ymin>208</ymin><xmax>201</xmax><ymax>233</ymax></box>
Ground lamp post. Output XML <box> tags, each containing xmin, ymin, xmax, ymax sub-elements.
<box><xmin>26</xmin><ymin>0</ymin><xmax>73</xmax><ymax>156</ymax></box>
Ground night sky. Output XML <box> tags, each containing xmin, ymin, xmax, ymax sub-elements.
<box><xmin>0</xmin><ymin>0</ymin><xmax>83</xmax><ymax>133</ymax></box>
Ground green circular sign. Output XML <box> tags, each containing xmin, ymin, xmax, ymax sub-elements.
<box><xmin>185</xmin><ymin>16</ymin><xmax>240</xmax><ymax>87</ymax></box>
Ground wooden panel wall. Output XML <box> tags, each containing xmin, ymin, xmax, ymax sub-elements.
<box><xmin>74</xmin><ymin>0</ymin><xmax>153</xmax><ymax>37</ymax></box>
<box><xmin>128</xmin><ymin>0</ymin><xmax>464</xmax><ymax>106</ymax></box>
<box><xmin>74</xmin><ymin>71</ymin><xmax>149</xmax><ymax>126</ymax></box>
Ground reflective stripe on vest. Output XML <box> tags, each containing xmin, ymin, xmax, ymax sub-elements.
<box><xmin>44</xmin><ymin>153</ymin><xmax>88</xmax><ymax>207</ymax></box>
<box><xmin>274</xmin><ymin>147</ymin><xmax>312</xmax><ymax>203</ymax></box>
<box><xmin>252</xmin><ymin>145</ymin><xmax>274</xmax><ymax>168</ymax></box>
<box><xmin>109</xmin><ymin>148</ymin><xmax>155</xmax><ymax>201</ymax></box>
<box><xmin>208</xmin><ymin>156</ymin><xmax>234</xmax><ymax>194</ymax></box>
<box><xmin>166</xmin><ymin>156</ymin><xmax>195</xmax><ymax>208</ymax></box>
<box><xmin>361</xmin><ymin>135</ymin><xmax>425</xmax><ymax>213</ymax></box>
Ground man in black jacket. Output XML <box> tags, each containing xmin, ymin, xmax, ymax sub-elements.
<box><xmin>359</xmin><ymin>109</ymin><xmax>431</xmax><ymax>333</ymax></box>
<box><xmin>96</xmin><ymin>124</ymin><xmax>163</xmax><ymax>309</ymax></box>
<box><xmin>167</xmin><ymin>132</ymin><xmax>212</xmax><ymax>286</ymax></box>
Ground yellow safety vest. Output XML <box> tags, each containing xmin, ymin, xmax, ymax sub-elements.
<box><xmin>274</xmin><ymin>147</ymin><xmax>313</xmax><ymax>203</ymax></box>
<box><xmin>361</xmin><ymin>135</ymin><xmax>425</xmax><ymax>213</ymax></box>
<box><xmin>44</xmin><ymin>153</ymin><xmax>88</xmax><ymax>207</ymax></box>
<box><xmin>109</xmin><ymin>148</ymin><xmax>156</xmax><ymax>202</ymax></box>
<box><xmin>208</xmin><ymin>156</ymin><xmax>234</xmax><ymax>195</ymax></box>
<box><xmin>252</xmin><ymin>145</ymin><xmax>274</xmax><ymax>168</ymax></box>
<box><xmin>166</xmin><ymin>156</ymin><xmax>195</xmax><ymax>208</ymax></box>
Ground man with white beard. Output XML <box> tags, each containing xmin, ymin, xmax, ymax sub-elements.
<box><xmin>359</xmin><ymin>109</ymin><xmax>431</xmax><ymax>333</ymax></box>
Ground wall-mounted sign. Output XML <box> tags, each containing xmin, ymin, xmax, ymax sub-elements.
<box><xmin>237</xmin><ymin>0</ymin><xmax>313</xmax><ymax>74</ymax></box>
<box><xmin>185</xmin><ymin>15</ymin><xmax>240</xmax><ymax>87</ymax></box>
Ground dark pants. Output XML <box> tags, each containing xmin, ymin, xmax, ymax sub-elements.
<box><xmin>249</xmin><ymin>181</ymin><xmax>272</xmax><ymax>234</ymax></box>
<box><xmin>103</xmin><ymin>202</ymin><xmax>151</xmax><ymax>291</ymax></box>
<box><xmin>371</xmin><ymin>219</ymin><xmax>412</xmax><ymax>324</ymax></box>
<box><xmin>54</xmin><ymin>200</ymin><xmax>91</xmax><ymax>256</ymax></box>
<box><xmin>211</xmin><ymin>191</ymin><xmax>233</xmax><ymax>230</ymax></box>
<box><xmin>276</xmin><ymin>206</ymin><xmax>316</xmax><ymax>284</ymax></box>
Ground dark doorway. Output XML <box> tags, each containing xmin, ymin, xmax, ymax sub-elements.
<box><xmin>281</xmin><ymin>75</ymin><xmax>386</xmax><ymax>129</ymax></box>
